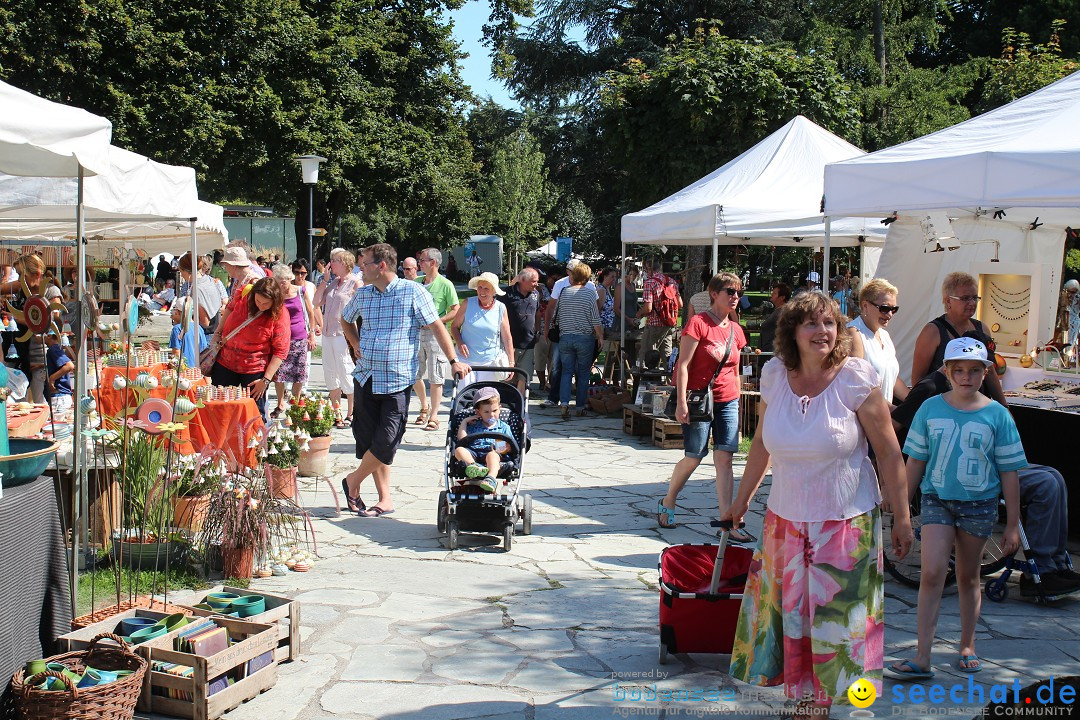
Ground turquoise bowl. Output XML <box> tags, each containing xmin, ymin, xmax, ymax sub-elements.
<box><xmin>129</xmin><ymin>624</ymin><xmax>168</xmax><ymax>644</ymax></box>
<box><xmin>205</xmin><ymin>592</ymin><xmax>239</xmax><ymax>610</ymax></box>
<box><xmin>0</xmin><ymin>439</ymin><xmax>60</xmax><ymax>489</ymax></box>
<box><xmin>229</xmin><ymin>595</ymin><xmax>265</xmax><ymax>617</ymax></box>
<box><xmin>118</xmin><ymin>617</ymin><xmax>158</xmax><ymax>636</ymax></box>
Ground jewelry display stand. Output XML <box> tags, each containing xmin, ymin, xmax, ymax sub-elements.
<box><xmin>973</xmin><ymin>262</ymin><xmax>1046</xmax><ymax>358</ymax></box>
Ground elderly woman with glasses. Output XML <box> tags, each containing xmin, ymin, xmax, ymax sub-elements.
<box><xmin>1062</xmin><ymin>279</ymin><xmax>1080</xmax><ymax>347</ymax></box>
<box><xmin>911</xmin><ymin>271</ymin><xmax>1007</xmax><ymax>404</ymax></box>
<box><xmin>657</xmin><ymin>272</ymin><xmax>751</xmax><ymax>541</ymax></box>
<box><xmin>847</xmin><ymin>278</ymin><xmax>907</xmax><ymax>407</ymax></box>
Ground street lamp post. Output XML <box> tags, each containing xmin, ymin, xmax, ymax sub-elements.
<box><xmin>294</xmin><ymin>154</ymin><xmax>326</xmax><ymax>264</ymax></box>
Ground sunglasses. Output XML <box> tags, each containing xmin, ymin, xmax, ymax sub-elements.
<box><xmin>949</xmin><ymin>295</ymin><xmax>981</xmax><ymax>303</ymax></box>
<box><xmin>722</xmin><ymin>287</ymin><xmax>743</xmax><ymax>297</ymax></box>
<box><xmin>872</xmin><ymin>304</ymin><xmax>900</xmax><ymax>314</ymax></box>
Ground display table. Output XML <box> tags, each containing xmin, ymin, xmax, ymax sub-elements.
<box><xmin>0</xmin><ymin>475</ymin><xmax>72</xmax><ymax>708</ymax></box>
<box><xmin>188</xmin><ymin>398</ymin><xmax>263</xmax><ymax>466</ymax></box>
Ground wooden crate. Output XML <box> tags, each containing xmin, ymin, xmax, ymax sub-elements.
<box><xmin>146</xmin><ymin>617</ymin><xmax>277</xmax><ymax>720</ymax></box>
<box><xmin>58</xmin><ymin>607</ymin><xmax>195</xmax><ymax>712</ymax></box>
<box><xmin>622</xmin><ymin>404</ymin><xmax>652</xmax><ymax>436</ymax></box>
<box><xmin>653</xmin><ymin>418</ymin><xmax>684</xmax><ymax>449</ymax></box>
<box><xmin>181</xmin><ymin>585</ymin><xmax>300</xmax><ymax>663</ymax></box>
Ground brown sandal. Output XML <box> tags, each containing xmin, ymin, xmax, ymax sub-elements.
<box><xmin>414</xmin><ymin>407</ymin><xmax>431</xmax><ymax>425</ymax></box>
<box><xmin>424</xmin><ymin>418</ymin><xmax>440</xmax><ymax>432</ymax></box>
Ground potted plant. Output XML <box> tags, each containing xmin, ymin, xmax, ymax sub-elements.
<box><xmin>263</xmin><ymin>425</ymin><xmax>301</xmax><ymax>499</ymax></box>
<box><xmin>286</xmin><ymin>392</ymin><xmax>334</xmax><ymax>477</ymax></box>
<box><xmin>170</xmin><ymin>450</ymin><xmax>226</xmax><ymax>533</ymax></box>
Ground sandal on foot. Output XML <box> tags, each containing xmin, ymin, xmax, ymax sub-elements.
<box><xmin>361</xmin><ymin>505</ymin><xmax>395</xmax><ymax>517</ymax></box>
<box><xmin>657</xmin><ymin>500</ymin><xmax>677</xmax><ymax>529</ymax></box>
<box><xmin>956</xmin><ymin>654</ymin><xmax>981</xmax><ymax>673</ymax></box>
<box><xmin>424</xmin><ymin>418</ymin><xmax>440</xmax><ymax>432</ymax></box>
<box><xmin>270</xmin><ymin>406</ymin><xmax>284</xmax><ymax>419</ymax></box>
<box><xmin>725</xmin><ymin>528</ymin><xmax>757</xmax><ymax>544</ymax></box>
<box><xmin>341</xmin><ymin>478</ymin><xmax>365</xmax><ymax>514</ymax></box>
<box><xmin>884</xmin><ymin>660</ymin><xmax>934</xmax><ymax>680</ymax></box>
<box><xmin>414</xmin><ymin>407</ymin><xmax>431</xmax><ymax>425</ymax></box>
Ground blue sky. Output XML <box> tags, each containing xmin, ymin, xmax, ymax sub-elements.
<box><xmin>449</xmin><ymin>0</ymin><xmax>519</xmax><ymax>109</ymax></box>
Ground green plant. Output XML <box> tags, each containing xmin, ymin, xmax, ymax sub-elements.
<box><xmin>173</xmin><ymin>450</ymin><xmax>227</xmax><ymax>497</ymax></box>
<box><xmin>264</xmin><ymin>430</ymin><xmax>300</xmax><ymax>469</ymax></box>
<box><xmin>285</xmin><ymin>392</ymin><xmax>334</xmax><ymax>437</ymax></box>
<box><xmin>107</xmin><ymin>428</ymin><xmax>171</xmax><ymax>537</ymax></box>
<box><xmin>200</xmin><ymin>465</ymin><xmax>301</xmax><ymax>557</ymax></box>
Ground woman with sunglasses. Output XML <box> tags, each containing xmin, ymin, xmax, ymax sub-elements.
<box><xmin>847</xmin><ymin>278</ymin><xmax>907</xmax><ymax>406</ymax></box>
<box><xmin>911</xmin><ymin>271</ymin><xmax>1007</xmax><ymax>404</ymax></box>
<box><xmin>658</xmin><ymin>272</ymin><xmax>751</xmax><ymax>542</ymax></box>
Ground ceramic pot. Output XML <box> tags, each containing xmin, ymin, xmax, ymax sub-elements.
<box><xmin>110</xmin><ymin>536</ymin><xmax>187</xmax><ymax>571</ymax></box>
<box><xmin>298</xmin><ymin>434</ymin><xmax>332</xmax><ymax>477</ymax></box>
<box><xmin>221</xmin><ymin>545</ymin><xmax>255</xmax><ymax>581</ymax></box>
<box><xmin>230</xmin><ymin>595</ymin><xmax>265</xmax><ymax>617</ymax></box>
<box><xmin>172</xmin><ymin>494</ymin><xmax>210</xmax><ymax>533</ymax></box>
<box><xmin>264</xmin><ymin>464</ymin><xmax>298</xmax><ymax>499</ymax></box>
<box><xmin>205</xmin><ymin>591</ymin><xmax>239</xmax><ymax>610</ymax></box>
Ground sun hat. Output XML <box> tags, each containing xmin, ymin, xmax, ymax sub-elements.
<box><xmin>943</xmin><ymin>337</ymin><xmax>994</xmax><ymax>367</ymax></box>
<box><xmin>221</xmin><ymin>246</ymin><xmax>249</xmax><ymax>266</ymax></box>
<box><xmin>472</xmin><ymin>386</ymin><xmax>500</xmax><ymax>405</ymax></box>
<box><xmin>468</xmin><ymin>272</ymin><xmax>505</xmax><ymax>295</ymax></box>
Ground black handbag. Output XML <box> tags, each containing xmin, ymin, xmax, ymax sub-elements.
<box><xmin>685</xmin><ymin>321</ymin><xmax>735</xmax><ymax>422</ymax></box>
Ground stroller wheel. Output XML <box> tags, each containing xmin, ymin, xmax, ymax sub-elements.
<box><xmin>447</xmin><ymin>518</ymin><xmax>459</xmax><ymax>550</ymax></box>
<box><xmin>521</xmin><ymin>494</ymin><xmax>533</xmax><ymax>536</ymax></box>
<box><xmin>436</xmin><ymin>490</ymin><xmax>448</xmax><ymax>534</ymax></box>
<box><xmin>503</xmin><ymin>522</ymin><xmax>513</xmax><ymax>552</ymax></box>
<box><xmin>985</xmin><ymin>579</ymin><xmax>1008</xmax><ymax>602</ymax></box>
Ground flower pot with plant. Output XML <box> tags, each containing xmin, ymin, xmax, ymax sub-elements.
<box><xmin>170</xmin><ymin>449</ymin><xmax>226</xmax><ymax>533</ymax></box>
<box><xmin>263</xmin><ymin>425</ymin><xmax>301</xmax><ymax>499</ymax></box>
<box><xmin>286</xmin><ymin>392</ymin><xmax>334</xmax><ymax>477</ymax></box>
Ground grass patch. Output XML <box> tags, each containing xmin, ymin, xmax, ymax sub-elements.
<box><xmin>76</xmin><ymin>566</ymin><xmax>213</xmax><ymax>617</ymax></box>
<box><xmin>738</xmin><ymin>436</ymin><xmax>752</xmax><ymax>454</ymax></box>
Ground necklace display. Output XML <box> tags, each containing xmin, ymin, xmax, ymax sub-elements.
<box><xmin>988</xmin><ymin>298</ymin><xmax>1030</xmax><ymax>321</ymax></box>
<box><xmin>988</xmin><ymin>290</ymin><xmax>1030</xmax><ymax>308</ymax></box>
<box><xmin>990</xmin><ymin>281</ymin><xmax>1030</xmax><ymax>296</ymax></box>
<box><xmin>986</xmin><ymin>282</ymin><xmax>1031</xmax><ymax>321</ymax></box>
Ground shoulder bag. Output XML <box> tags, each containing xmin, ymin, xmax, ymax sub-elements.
<box><xmin>685</xmin><ymin>316</ymin><xmax>736</xmax><ymax>422</ymax></box>
<box><xmin>199</xmin><ymin>310</ymin><xmax>266</xmax><ymax>375</ymax></box>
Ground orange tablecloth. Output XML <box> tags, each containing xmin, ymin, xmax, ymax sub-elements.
<box><xmin>188</xmin><ymin>398</ymin><xmax>263</xmax><ymax>467</ymax></box>
<box><xmin>94</xmin><ymin>370</ymin><xmax>207</xmax><ymax>421</ymax></box>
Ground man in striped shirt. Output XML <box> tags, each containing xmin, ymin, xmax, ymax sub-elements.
<box><xmin>340</xmin><ymin>243</ymin><xmax>470</xmax><ymax>517</ymax></box>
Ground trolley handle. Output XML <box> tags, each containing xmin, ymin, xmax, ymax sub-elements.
<box><xmin>452</xmin><ymin>430</ymin><xmax>521</xmax><ymax>458</ymax></box>
<box><xmin>709</xmin><ymin>519</ymin><xmax>746</xmax><ymax>595</ymax></box>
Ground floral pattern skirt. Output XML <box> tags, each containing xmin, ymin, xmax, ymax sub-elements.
<box><xmin>276</xmin><ymin>338</ymin><xmax>309</xmax><ymax>384</ymax></box>
<box><xmin>729</xmin><ymin>507</ymin><xmax>884</xmax><ymax>706</ymax></box>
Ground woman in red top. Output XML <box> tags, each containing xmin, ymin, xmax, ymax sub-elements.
<box><xmin>657</xmin><ymin>272</ymin><xmax>751</xmax><ymax>541</ymax></box>
<box><xmin>210</xmin><ymin>277</ymin><xmax>290</xmax><ymax>420</ymax></box>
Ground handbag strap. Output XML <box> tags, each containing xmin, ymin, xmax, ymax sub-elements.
<box><xmin>699</xmin><ymin>312</ymin><xmax>736</xmax><ymax>388</ymax></box>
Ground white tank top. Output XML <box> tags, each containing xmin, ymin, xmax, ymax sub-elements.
<box><xmin>848</xmin><ymin>316</ymin><xmax>900</xmax><ymax>403</ymax></box>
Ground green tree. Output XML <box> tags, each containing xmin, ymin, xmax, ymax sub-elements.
<box><xmin>978</xmin><ymin>20</ymin><xmax>1079</xmax><ymax>111</ymax></box>
<box><xmin>478</xmin><ymin>127</ymin><xmax>556</xmax><ymax>276</ymax></box>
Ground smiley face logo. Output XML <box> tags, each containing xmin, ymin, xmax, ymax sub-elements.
<box><xmin>847</xmin><ymin>678</ymin><xmax>877</xmax><ymax>708</ymax></box>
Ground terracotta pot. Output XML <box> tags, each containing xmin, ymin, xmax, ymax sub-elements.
<box><xmin>298</xmin><ymin>434</ymin><xmax>332</xmax><ymax>477</ymax></box>
<box><xmin>222</xmin><ymin>545</ymin><xmax>255</xmax><ymax>580</ymax></box>
<box><xmin>171</xmin><ymin>494</ymin><xmax>210</xmax><ymax>532</ymax></box>
<box><xmin>264</xmin><ymin>464</ymin><xmax>298</xmax><ymax>499</ymax></box>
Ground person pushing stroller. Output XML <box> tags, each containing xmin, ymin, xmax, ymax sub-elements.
<box><xmin>453</xmin><ymin>386</ymin><xmax>512</xmax><ymax>494</ymax></box>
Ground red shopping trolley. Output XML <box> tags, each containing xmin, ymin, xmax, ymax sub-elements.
<box><xmin>658</xmin><ymin>528</ymin><xmax>754</xmax><ymax>663</ymax></box>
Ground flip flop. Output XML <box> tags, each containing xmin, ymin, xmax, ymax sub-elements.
<box><xmin>720</xmin><ymin>528</ymin><xmax>757</xmax><ymax>544</ymax></box>
<box><xmin>885</xmin><ymin>660</ymin><xmax>934</xmax><ymax>680</ymax></box>
<box><xmin>956</xmin><ymin>654</ymin><xmax>982</xmax><ymax>673</ymax></box>
<box><xmin>657</xmin><ymin>500</ymin><xmax>677</xmax><ymax>529</ymax></box>
<box><xmin>341</xmin><ymin>478</ymin><xmax>365</xmax><ymax>514</ymax></box>
<box><xmin>361</xmin><ymin>506</ymin><xmax>396</xmax><ymax>518</ymax></box>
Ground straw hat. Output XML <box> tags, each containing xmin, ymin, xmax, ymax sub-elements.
<box><xmin>221</xmin><ymin>246</ymin><xmax>249</xmax><ymax>266</ymax></box>
<box><xmin>468</xmin><ymin>272</ymin><xmax>505</xmax><ymax>295</ymax></box>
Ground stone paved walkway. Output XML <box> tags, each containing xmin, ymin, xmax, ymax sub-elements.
<box><xmin>162</xmin><ymin>356</ymin><xmax>1079</xmax><ymax>720</ymax></box>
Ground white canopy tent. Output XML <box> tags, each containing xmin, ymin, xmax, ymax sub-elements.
<box><xmin>822</xmin><ymin>70</ymin><xmax>1080</xmax><ymax>380</ymax></box>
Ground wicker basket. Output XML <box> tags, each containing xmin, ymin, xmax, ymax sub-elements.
<box><xmin>9</xmin><ymin>633</ymin><xmax>148</xmax><ymax>720</ymax></box>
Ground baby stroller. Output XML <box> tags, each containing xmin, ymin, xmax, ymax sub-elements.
<box><xmin>658</xmin><ymin>524</ymin><xmax>754</xmax><ymax>663</ymax></box>
<box><xmin>438</xmin><ymin>366</ymin><xmax>533</xmax><ymax>551</ymax></box>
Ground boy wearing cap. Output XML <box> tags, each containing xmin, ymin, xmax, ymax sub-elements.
<box><xmin>889</xmin><ymin>337</ymin><xmax>1023</xmax><ymax>680</ymax></box>
<box><xmin>453</xmin><ymin>387</ymin><xmax>513</xmax><ymax>494</ymax></box>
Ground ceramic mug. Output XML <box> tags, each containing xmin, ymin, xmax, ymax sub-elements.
<box><xmin>205</xmin><ymin>592</ymin><xmax>239</xmax><ymax>609</ymax></box>
<box><xmin>118</xmin><ymin>616</ymin><xmax>158</xmax><ymax>636</ymax></box>
<box><xmin>44</xmin><ymin>662</ymin><xmax>82</xmax><ymax>690</ymax></box>
<box><xmin>229</xmin><ymin>595</ymin><xmax>265</xmax><ymax>618</ymax></box>
<box><xmin>77</xmin><ymin>668</ymin><xmax>117</xmax><ymax>688</ymax></box>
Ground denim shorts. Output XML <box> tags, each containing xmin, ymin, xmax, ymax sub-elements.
<box><xmin>682</xmin><ymin>397</ymin><xmax>739</xmax><ymax>459</ymax></box>
<box><xmin>920</xmin><ymin>493</ymin><xmax>999</xmax><ymax>538</ymax></box>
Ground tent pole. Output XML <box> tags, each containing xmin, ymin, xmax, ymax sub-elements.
<box><xmin>712</xmin><ymin>238</ymin><xmax>718</xmax><ymax>274</ymax></box>
<box><xmin>71</xmin><ymin>168</ymin><xmax>86</xmax><ymax>617</ymax></box>
<box><xmin>823</xmin><ymin>217</ymin><xmax>832</xmax><ymax>290</ymax></box>
<box><xmin>620</xmin><ymin>240</ymin><xmax>626</xmax><ymax>387</ymax></box>
<box><xmin>190</xmin><ymin>220</ymin><xmax>197</xmax><ymax>333</ymax></box>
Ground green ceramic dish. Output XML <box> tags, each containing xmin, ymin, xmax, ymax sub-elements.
<box><xmin>229</xmin><ymin>595</ymin><xmax>265</xmax><ymax>617</ymax></box>
<box><xmin>0</xmin><ymin>439</ymin><xmax>60</xmax><ymax>488</ymax></box>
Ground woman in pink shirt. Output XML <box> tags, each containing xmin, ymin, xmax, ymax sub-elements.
<box><xmin>720</xmin><ymin>291</ymin><xmax>913</xmax><ymax>718</ymax></box>
<box><xmin>211</xmin><ymin>277</ymin><xmax>290</xmax><ymax>420</ymax></box>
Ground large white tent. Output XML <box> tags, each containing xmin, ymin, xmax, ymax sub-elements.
<box><xmin>621</xmin><ymin>115</ymin><xmax>888</xmax><ymax>249</ymax></box>
<box><xmin>823</xmin><ymin>70</ymin><xmax>1080</xmax><ymax>381</ymax></box>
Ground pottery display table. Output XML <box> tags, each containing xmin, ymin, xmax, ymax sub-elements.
<box><xmin>0</xmin><ymin>474</ymin><xmax>72</xmax><ymax>708</ymax></box>
<box><xmin>188</xmin><ymin>398</ymin><xmax>263</xmax><ymax>467</ymax></box>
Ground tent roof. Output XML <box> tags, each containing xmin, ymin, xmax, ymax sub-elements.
<box><xmin>0</xmin><ymin>81</ymin><xmax>112</xmax><ymax>177</ymax></box>
<box><xmin>621</xmin><ymin>115</ymin><xmax>888</xmax><ymax>247</ymax></box>
<box><xmin>824</xmin><ymin>70</ymin><xmax>1080</xmax><ymax>223</ymax></box>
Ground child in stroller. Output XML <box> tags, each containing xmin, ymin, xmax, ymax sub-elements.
<box><xmin>453</xmin><ymin>386</ymin><xmax>513</xmax><ymax>494</ymax></box>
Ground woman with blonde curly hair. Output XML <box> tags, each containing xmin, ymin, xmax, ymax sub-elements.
<box><xmin>720</xmin><ymin>291</ymin><xmax>912</xmax><ymax>718</ymax></box>
<box><xmin>847</xmin><ymin>278</ymin><xmax>907</xmax><ymax>406</ymax></box>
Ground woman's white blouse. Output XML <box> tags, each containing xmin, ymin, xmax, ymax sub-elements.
<box><xmin>759</xmin><ymin>356</ymin><xmax>883</xmax><ymax>522</ymax></box>
<box><xmin>848</xmin><ymin>315</ymin><xmax>900</xmax><ymax>403</ymax></box>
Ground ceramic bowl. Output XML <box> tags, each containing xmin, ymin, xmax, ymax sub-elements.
<box><xmin>229</xmin><ymin>595</ymin><xmax>266</xmax><ymax>617</ymax></box>
<box><xmin>117</xmin><ymin>617</ymin><xmax>158</xmax><ymax>636</ymax></box>
<box><xmin>129</xmin><ymin>625</ymin><xmax>168</xmax><ymax>644</ymax></box>
<box><xmin>205</xmin><ymin>592</ymin><xmax>239</xmax><ymax>609</ymax></box>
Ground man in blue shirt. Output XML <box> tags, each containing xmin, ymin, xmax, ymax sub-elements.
<box><xmin>340</xmin><ymin>243</ymin><xmax>470</xmax><ymax>518</ymax></box>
